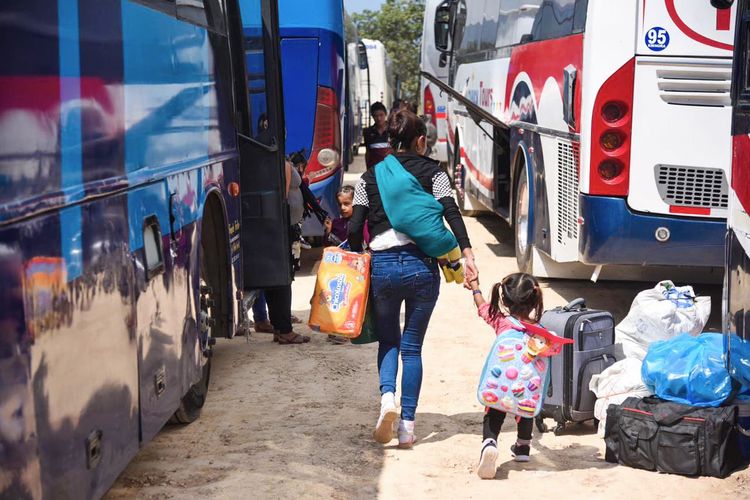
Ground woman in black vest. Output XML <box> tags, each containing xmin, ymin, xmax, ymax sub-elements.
<box><xmin>349</xmin><ymin>110</ymin><xmax>478</xmax><ymax>447</ymax></box>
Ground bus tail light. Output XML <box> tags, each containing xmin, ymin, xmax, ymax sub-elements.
<box><xmin>590</xmin><ymin>59</ymin><xmax>635</xmax><ymax>196</ymax></box>
<box><xmin>306</xmin><ymin>86</ymin><xmax>341</xmax><ymax>183</ymax></box>
<box><xmin>424</xmin><ymin>84</ymin><xmax>436</xmax><ymax>127</ymax></box>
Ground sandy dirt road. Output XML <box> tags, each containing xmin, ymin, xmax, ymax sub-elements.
<box><xmin>107</xmin><ymin>156</ymin><xmax>749</xmax><ymax>499</ymax></box>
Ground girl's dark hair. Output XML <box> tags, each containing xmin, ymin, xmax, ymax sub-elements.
<box><xmin>388</xmin><ymin>109</ymin><xmax>427</xmax><ymax>151</ymax></box>
<box><xmin>337</xmin><ymin>185</ymin><xmax>355</xmax><ymax>197</ymax></box>
<box><xmin>489</xmin><ymin>272</ymin><xmax>544</xmax><ymax>323</ymax></box>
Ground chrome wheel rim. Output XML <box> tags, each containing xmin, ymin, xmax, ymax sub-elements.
<box><xmin>516</xmin><ymin>175</ymin><xmax>529</xmax><ymax>256</ymax></box>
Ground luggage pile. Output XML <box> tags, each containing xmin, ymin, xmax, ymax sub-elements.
<box><xmin>591</xmin><ymin>280</ymin><xmax>750</xmax><ymax>478</ymax></box>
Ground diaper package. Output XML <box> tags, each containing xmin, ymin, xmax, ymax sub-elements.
<box><xmin>308</xmin><ymin>247</ymin><xmax>370</xmax><ymax>338</ymax></box>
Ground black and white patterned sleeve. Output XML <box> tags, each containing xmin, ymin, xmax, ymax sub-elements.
<box><xmin>432</xmin><ymin>171</ymin><xmax>453</xmax><ymax>200</ymax></box>
<box><xmin>353</xmin><ymin>178</ymin><xmax>369</xmax><ymax>207</ymax></box>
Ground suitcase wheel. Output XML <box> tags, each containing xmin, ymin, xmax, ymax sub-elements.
<box><xmin>535</xmin><ymin>416</ymin><xmax>548</xmax><ymax>434</ymax></box>
<box><xmin>553</xmin><ymin>423</ymin><xmax>565</xmax><ymax>436</ymax></box>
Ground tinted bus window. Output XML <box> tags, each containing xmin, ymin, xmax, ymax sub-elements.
<box><xmin>480</xmin><ymin>0</ymin><xmax>500</xmax><ymax>50</ymax></box>
<box><xmin>239</xmin><ymin>0</ymin><xmax>271</xmax><ymax>143</ymax></box>
<box><xmin>530</xmin><ymin>0</ymin><xmax>576</xmax><ymax>42</ymax></box>
<box><xmin>495</xmin><ymin>1</ymin><xmax>542</xmax><ymax>48</ymax></box>
<box><xmin>177</xmin><ymin>0</ymin><xmax>226</xmax><ymax>34</ymax></box>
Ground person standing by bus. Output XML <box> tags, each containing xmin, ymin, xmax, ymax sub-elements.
<box><xmin>264</xmin><ymin>159</ymin><xmax>311</xmax><ymax>345</ymax></box>
<box><xmin>349</xmin><ymin>110</ymin><xmax>478</xmax><ymax>447</ymax></box>
<box><xmin>364</xmin><ymin>102</ymin><xmax>391</xmax><ymax>170</ymax></box>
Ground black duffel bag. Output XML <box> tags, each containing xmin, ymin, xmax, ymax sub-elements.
<box><xmin>604</xmin><ymin>396</ymin><xmax>742</xmax><ymax>477</ymax></box>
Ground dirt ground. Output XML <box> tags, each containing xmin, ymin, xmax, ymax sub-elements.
<box><xmin>106</xmin><ymin>156</ymin><xmax>750</xmax><ymax>499</ymax></box>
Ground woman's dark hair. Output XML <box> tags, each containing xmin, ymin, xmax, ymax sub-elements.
<box><xmin>370</xmin><ymin>101</ymin><xmax>387</xmax><ymax>116</ymax></box>
<box><xmin>489</xmin><ymin>272</ymin><xmax>544</xmax><ymax>323</ymax></box>
<box><xmin>388</xmin><ymin>109</ymin><xmax>427</xmax><ymax>151</ymax></box>
<box><xmin>289</xmin><ymin>149</ymin><xmax>307</xmax><ymax>166</ymax></box>
<box><xmin>337</xmin><ymin>185</ymin><xmax>355</xmax><ymax>197</ymax></box>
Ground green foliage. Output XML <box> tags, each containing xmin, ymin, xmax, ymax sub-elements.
<box><xmin>352</xmin><ymin>0</ymin><xmax>426</xmax><ymax>104</ymax></box>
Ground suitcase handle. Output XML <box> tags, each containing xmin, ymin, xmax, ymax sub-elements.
<box><xmin>563</xmin><ymin>298</ymin><xmax>586</xmax><ymax>311</ymax></box>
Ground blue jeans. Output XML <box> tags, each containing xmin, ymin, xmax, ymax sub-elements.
<box><xmin>253</xmin><ymin>291</ymin><xmax>268</xmax><ymax>322</ymax></box>
<box><xmin>370</xmin><ymin>245</ymin><xmax>440</xmax><ymax>421</ymax></box>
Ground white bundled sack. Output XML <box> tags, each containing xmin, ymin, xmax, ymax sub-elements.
<box><xmin>615</xmin><ymin>280</ymin><xmax>710</xmax><ymax>361</ymax></box>
<box><xmin>590</xmin><ymin>358</ymin><xmax>652</xmax><ymax>436</ymax></box>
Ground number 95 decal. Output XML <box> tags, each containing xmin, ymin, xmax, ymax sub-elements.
<box><xmin>645</xmin><ymin>27</ymin><xmax>670</xmax><ymax>52</ymax></box>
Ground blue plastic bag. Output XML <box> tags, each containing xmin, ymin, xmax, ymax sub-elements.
<box><xmin>726</xmin><ymin>333</ymin><xmax>750</xmax><ymax>390</ymax></box>
<box><xmin>641</xmin><ymin>333</ymin><xmax>734</xmax><ymax>407</ymax></box>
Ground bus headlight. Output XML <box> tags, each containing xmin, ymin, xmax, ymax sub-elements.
<box><xmin>317</xmin><ymin>148</ymin><xmax>339</xmax><ymax>168</ymax></box>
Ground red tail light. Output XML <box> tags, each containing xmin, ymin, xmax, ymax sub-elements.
<box><xmin>589</xmin><ymin>59</ymin><xmax>635</xmax><ymax>196</ymax></box>
<box><xmin>424</xmin><ymin>84</ymin><xmax>437</xmax><ymax>127</ymax></box>
<box><xmin>306</xmin><ymin>86</ymin><xmax>341</xmax><ymax>183</ymax></box>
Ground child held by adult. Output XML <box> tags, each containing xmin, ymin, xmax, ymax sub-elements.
<box><xmin>467</xmin><ymin>273</ymin><xmax>569</xmax><ymax>479</ymax></box>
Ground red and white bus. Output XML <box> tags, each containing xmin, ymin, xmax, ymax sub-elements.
<box><xmin>427</xmin><ymin>0</ymin><xmax>736</xmax><ymax>278</ymax></box>
<box><xmin>420</xmin><ymin>0</ymin><xmax>451</xmax><ymax>163</ymax></box>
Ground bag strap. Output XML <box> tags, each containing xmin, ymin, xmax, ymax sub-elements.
<box><xmin>641</xmin><ymin>397</ymin><xmax>707</xmax><ymax>425</ymax></box>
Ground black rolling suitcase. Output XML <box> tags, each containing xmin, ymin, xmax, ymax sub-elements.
<box><xmin>536</xmin><ymin>298</ymin><xmax>619</xmax><ymax>434</ymax></box>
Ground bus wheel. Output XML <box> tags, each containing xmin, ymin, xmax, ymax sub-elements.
<box><xmin>171</xmin><ymin>216</ymin><xmax>219</xmax><ymax>424</ymax></box>
<box><xmin>514</xmin><ymin>161</ymin><xmax>533</xmax><ymax>274</ymax></box>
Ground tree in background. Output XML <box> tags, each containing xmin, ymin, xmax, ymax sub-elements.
<box><xmin>352</xmin><ymin>0</ymin><xmax>425</xmax><ymax>104</ymax></box>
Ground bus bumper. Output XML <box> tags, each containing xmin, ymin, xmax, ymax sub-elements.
<box><xmin>578</xmin><ymin>195</ymin><xmax>725</xmax><ymax>267</ymax></box>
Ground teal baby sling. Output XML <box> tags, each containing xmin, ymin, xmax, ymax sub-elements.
<box><xmin>374</xmin><ymin>155</ymin><xmax>457</xmax><ymax>257</ymax></box>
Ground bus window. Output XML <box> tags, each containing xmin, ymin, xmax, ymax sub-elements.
<box><xmin>530</xmin><ymin>0</ymin><xmax>577</xmax><ymax>42</ymax></box>
<box><xmin>240</xmin><ymin>0</ymin><xmax>272</xmax><ymax>144</ymax></box>
<box><xmin>176</xmin><ymin>0</ymin><xmax>226</xmax><ymax>34</ymax></box>
<box><xmin>480</xmin><ymin>0</ymin><xmax>500</xmax><ymax>51</ymax></box>
<box><xmin>495</xmin><ymin>1</ymin><xmax>542</xmax><ymax>48</ymax></box>
<box><xmin>573</xmin><ymin>0</ymin><xmax>588</xmax><ymax>32</ymax></box>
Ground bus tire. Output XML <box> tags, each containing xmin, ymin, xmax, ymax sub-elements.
<box><xmin>514</xmin><ymin>159</ymin><xmax>533</xmax><ymax>274</ymax></box>
<box><xmin>452</xmin><ymin>133</ymin><xmax>481</xmax><ymax>217</ymax></box>
<box><xmin>171</xmin><ymin>199</ymin><xmax>225</xmax><ymax>424</ymax></box>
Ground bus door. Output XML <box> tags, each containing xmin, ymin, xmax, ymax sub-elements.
<box><xmin>629</xmin><ymin>1</ymin><xmax>735</xmax><ymax>219</ymax></box>
<box><xmin>233</xmin><ymin>0</ymin><xmax>291</xmax><ymax>289</ymax></box>
<box><xmin>728</xmin><ymin>0</ymin><xmax>750</xmax><ymax>339</ymax></box>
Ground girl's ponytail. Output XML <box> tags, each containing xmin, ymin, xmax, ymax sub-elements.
<box><xmin>488</xmin><ymin>282</ymin><xmax>504</xmax><ymax>321</ymax></box>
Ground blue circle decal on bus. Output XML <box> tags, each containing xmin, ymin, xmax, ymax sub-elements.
<box><xmin>645</xmin><ymin>27</ymin><xmax>670</xmax><ymax>51</ymax></box>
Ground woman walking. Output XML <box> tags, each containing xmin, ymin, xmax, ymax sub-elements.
<box><xmin>348</xmin><ymin>110</ymin><xmax>478</xmax><ymax>447</ymax></box>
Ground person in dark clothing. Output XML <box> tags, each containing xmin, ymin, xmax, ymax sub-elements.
<box><xmin>265</xmin><ymin>158</ymin><xmax>310</xmax><ymax>345</ymax></box>
<box><xmin>289</xmin><ymin>150</ymin><xmax>330</xmax><ymax>227</ymax></box>
<box><xmin>364</xmin><ymin>102</ymin><xmax>391</xmax><ymax>170</ymax></box>
<box><xmin>349</xmin><ymin>110</ymin><xmax>478</xmax><ymax>448</ymax></box>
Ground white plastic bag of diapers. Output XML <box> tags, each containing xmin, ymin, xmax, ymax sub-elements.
<box><xmin>590</xmin><ymin>358</ymin><xmax>653</xmax><ymax>436</ymax></box>
<box><xmin>615</xmin><ymin>280</ymin><xmax>711</xmax><ymax>361</ymax></box>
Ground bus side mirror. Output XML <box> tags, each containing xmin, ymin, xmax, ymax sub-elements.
<box><xmin>711</xmin><ymin>0</ymin><xmax>734</xmax><ymax>8</ymax></box>
<box><xmin>434</xmin><ymin>1</ymin><xmax>452</xmax><ymax>51</ymax></box>
<box><xmin>357</xmin><ymin>41</ymin><xmax>369</xmax><ymax>70</ymax></box>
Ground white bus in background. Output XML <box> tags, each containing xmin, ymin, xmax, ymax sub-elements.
<box><xmin>427</xmin><ymin>0</ymin><xmax>735</xmax><ymax>279</ymax></box>
<box><xmin>420</xmin><ymin>0</ymin><xmax>450</xmax><ymax>163</ymax></box>
<box><xmin>360</xmin><ymin>38</ymin><xmax>396</xmax><ymax>125</ymax></box>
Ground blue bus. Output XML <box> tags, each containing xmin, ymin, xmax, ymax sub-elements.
<box><xmin>0</xmin><ymin>0</ymin><xmax>289</xmax><ymax>497</ymax></box>
<box><xmin>274</xmin><ymin>0</ymin><xmax>347</xmax><ymax>236</ymax></box>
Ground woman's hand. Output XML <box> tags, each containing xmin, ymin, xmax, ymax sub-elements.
<box><xmin>463</xmin><ymin>247</ymin><xmax>478</xmax><ymax>284</ymax></box>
